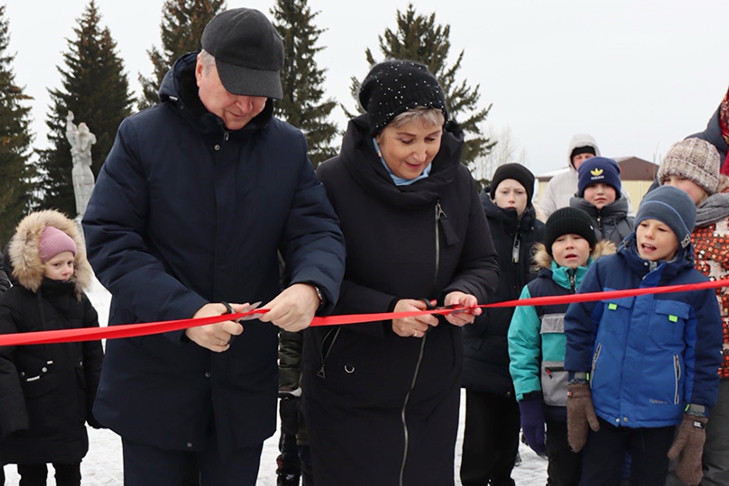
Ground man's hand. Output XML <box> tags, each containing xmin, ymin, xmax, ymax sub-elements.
<box><xmin>443</xmin><ymin>291</ymin><xmax>481</xmax><ymax>326</ymax></box>
<box><xmin>391</xmin><ymin>299</ymin><xmax>439</xmax><ymax>338</ymax></box>
<box><xmin>185</xmin><ymin>302</ymin><xmax>245</xmax><ymax>352</ymax></box>
<box><xmin>259</xmin><ymin>283</ymin><xmax>319</xmax><ymax>332</ymax></box>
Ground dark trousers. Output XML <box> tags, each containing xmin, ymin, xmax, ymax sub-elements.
<box><xmin>122</xmin><ymin>438</ymin><xmax>262</xmax><ymax>486</ymax></box>
<box><xmin>17</xmin><ymin>463</ymin><xmax>81</xmax><ymax>486</ymax></box>
<box><xmin>460</xmin><ymin>389</ymin><xmax>520</xmax><ymax>486</ymax></box>
<box><xmin>579</xmin><ymin>417</ymin><xmax>674</xmax><ymax>486</ymax></box>
<box><xmin>278</xmin><ymin>395</ymin><xmax>314</xmax><ymax>486</ymax></box>
<box><xmin>545</xmin><ymin>419</ymin><xmax>581</xmax><ymax>486</ymax></box>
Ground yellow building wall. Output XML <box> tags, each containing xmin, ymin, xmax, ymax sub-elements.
<box><xmin>535</xmin><ymin>179</ymin><xmax>655</xmax><ymax>221</ymax></box>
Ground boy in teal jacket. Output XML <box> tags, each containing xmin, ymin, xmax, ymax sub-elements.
<box><xmin>509</xmin><ymin>207</ymin><xmax>613</xmax><ymax>485</ymax></box>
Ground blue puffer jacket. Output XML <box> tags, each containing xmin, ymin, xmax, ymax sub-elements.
<box><xmin>565</xmin><ymin>235</ymin><xmax>722</xmax><ymax>428</ymax></box>
<box><xmin>82</xmin><ymin>53</ymin><xmax>345</xmax><ymax>452</ymax></box>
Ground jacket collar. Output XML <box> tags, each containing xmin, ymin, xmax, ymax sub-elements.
<box><xmin>480</xmin><ymin>190</ymin><xmax>538</xmax><ymax>233</ymax></box>
<box><xmin>543</xmin><ymin>260</ymin><xmax>590</xmax><ymax>290</ymax></box>
<box><xmin>618</xmin><ymin>234</ymin><xmax>694</xmax><ymax>283</ymax></box>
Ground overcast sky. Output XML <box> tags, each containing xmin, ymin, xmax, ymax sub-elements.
<box><xmin>5</xmin><ymin>0</ymin><xmax>729</xmax><ymax>175</ymax></box>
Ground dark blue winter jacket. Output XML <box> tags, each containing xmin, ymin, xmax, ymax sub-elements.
<box><xmin>565</xmin><ymin>235</ymin><xmax>722</xmax><ymax>428</ymax></box>
<box><xmin>82</xmin><ymin>53</ymin><xmax>345</xmax><ymax>453</ymax></box>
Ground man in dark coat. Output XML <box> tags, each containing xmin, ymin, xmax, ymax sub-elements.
<box><xmin>81</xmin><ymin>8</ymin><xmax>345</xmax><ymax>486</ymax></box>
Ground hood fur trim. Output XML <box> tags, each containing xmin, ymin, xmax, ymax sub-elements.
<box><xmin>9</xmin><ymin>210</ymin><xmax>92</xmax><ymax>298</ymax></box>
<box><xmin>532</xmin><ymin>240</ymin><xmax>616</xmax><ymax>271</ymax></box>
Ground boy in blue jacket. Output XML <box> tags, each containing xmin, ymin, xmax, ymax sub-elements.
<box><xmin>564</xmin><ymin>186</ymin><xmax>722</xmax><ymax>486</ymax></box>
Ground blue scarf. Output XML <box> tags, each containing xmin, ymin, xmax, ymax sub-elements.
<box><xmin>372</xmin><ymin>138</ymin><xmax>431</xmax><ymax>186</ymax></box>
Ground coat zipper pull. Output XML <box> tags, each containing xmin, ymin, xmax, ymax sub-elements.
<box><xmin>512</xmin><ymin>234</ymin><xmax>520</xmax><ymax>263</ymax></box>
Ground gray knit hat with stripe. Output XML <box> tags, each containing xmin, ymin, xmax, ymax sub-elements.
<box><xmin>636</xmin><ymin>185</ymin><xmax>696</xmax><ymax>249</ymax></box>
<box><xmin>657</xmin><ymin>138</ymin><xmax>720</xmax><ymax>196</ymax></box>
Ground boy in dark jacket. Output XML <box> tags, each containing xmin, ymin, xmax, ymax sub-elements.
<box><xmin>564</xmin><ymin>186</ymin><xmax>722</xmax><ymax>486</ymax></box>
<box><xmin>0</xmin><ymin>210</ymin><xmax>103</xmax><ymax>486</ymax></box>
<box><xmin>461</xmin><ymin>163</ymin><xmax>544</xmax><ymax>486</ymax></box>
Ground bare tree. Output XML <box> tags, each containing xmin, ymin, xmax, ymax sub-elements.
<box><xmin>468</xmin><ymin>126</ymin><xmax>527</xmax><ymax>187</ymax></box>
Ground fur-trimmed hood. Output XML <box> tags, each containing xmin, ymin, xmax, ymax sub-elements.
<box><xmin>532</xmin><ymin>239</ymin><xmax>616</xmax><ymax>270</ymax></box>
<box><xmin>8</xmin><ymin>210</ymin><xmax>92</xmax><ymax>297</ymax></box>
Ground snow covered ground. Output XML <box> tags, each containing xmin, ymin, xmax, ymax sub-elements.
<box><xmin>3</xmin><ymin>277</ymin><xmax>548</xmax><ymax>485</ymax></box>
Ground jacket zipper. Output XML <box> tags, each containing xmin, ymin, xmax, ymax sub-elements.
<box><xmin>590</xmin><ymin>343</ymin><xmax>602</xmax><ymax>389</ymax></box>
<box><xmin>512</xmin><ymin>232</ymin><xmax>520</xmax><ymax>264</ymax></box>
<box><xmin>397</xmin><ymin>201</ymin><xmax>444</xmax><ymax>486</ymax></box>
<box><xmin>316</xmin><ymin>327</ymin><xmax>341</xmax><ymax>379</ymax></box>
<box><xmin>673</xmin><ymin>355</ymin><xmax>681</xmax><ymax>404</ymax></box>
<box><xmin>568</xmin><ymin>269</ymin><xmax>576</xmax><ymax>293</ymax></box>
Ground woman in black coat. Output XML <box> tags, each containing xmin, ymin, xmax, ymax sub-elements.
<box><xmin>460</xmin><ymin>164</ymin><xmax>544</xmax><ymax>486</ymax></box>
<box><xmin>302</xmin><ymin>60</ymin><xmax>499</xmax><ymax>486</ymax></box>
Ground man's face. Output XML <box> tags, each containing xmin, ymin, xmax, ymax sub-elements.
<box><xmin>572</xmin><ymin>152</ymin><xmax>595</xmax><ymax>169</ymax></box>
<box><xmin>195</xmin><ymin>56</ymin><xmax>267</xmax><ymax>131</ymax></box>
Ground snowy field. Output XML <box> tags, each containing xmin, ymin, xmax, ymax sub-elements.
<box><xmin>3</xmin><ymin>277</ymin><xmax>548</xmax><ymax>485</ymax></box>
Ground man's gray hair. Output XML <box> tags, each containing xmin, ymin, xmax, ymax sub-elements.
<box><xmin>199</xmin><ymin>49</ymin><xmax>216</xmax><ymax>73</ymax></box>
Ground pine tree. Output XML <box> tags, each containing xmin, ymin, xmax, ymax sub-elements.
<box><xmin>36</xmin><ymin>0</ymin><xmax>134</xmax><ymax>216</ymax></box>
<box><xmin>350</xmin><ymin>3</ymin><xmax>494</xmax><ymax>164</ymax></box>
<box><xmin>138</xmin><ymin>0</ymin><xmax>225</xmax><ymax>109</ymax></box>
<box><xmin>0</xmin><ymin>6</ymin><xmax>36</xmax><ymax>243</ymax></box>
<box><xmin>271</xmin><ymin>0</ymin><xmax>338</xmax><ymax>166</ymax></box>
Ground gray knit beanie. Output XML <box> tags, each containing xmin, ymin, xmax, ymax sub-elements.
<box><xmin>636</xmin><ymin>185</ymin><xmax>696</xmax><ymax>249</ymax></box>
<box><xmin>657</xmin><ymin>138</ymin><xmax>720</xmax><ymax>195</ymax></box>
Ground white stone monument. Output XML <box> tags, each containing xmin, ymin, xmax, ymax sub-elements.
<box><xmin>66</xmin><ymin>111</ymin><xmax>96</xmax><ymax>217</ymax></box>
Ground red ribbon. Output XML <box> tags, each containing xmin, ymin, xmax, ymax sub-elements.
<box><xmin>1</xmin><ymin>278</ymin><xmax>727</xmax><ymax>346</ymax></box>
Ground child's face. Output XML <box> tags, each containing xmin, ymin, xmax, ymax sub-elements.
<box><xmin>636</xmin><ymin>219</ymin><xmax>678</xmax><ymax>261</ymax></box>
<box><xmin>493</xmin><ymin>178</ymin><xmax>528</xmax><ymax>217</ymax></box>
<box><xmin>583</xmin><ymin>183</ymin><xmax>617</xmax><ymax>210</ymax></box>
<box><xmin>662</xmin><ymin>175</ymin><xmax>707</xmax><ymax>205</ymax></box>
<box><xmin>551</xmin><ymin>234</ymin><xmax>591</xmax><ymax>269</ymax></box>
<box><xmin>42</xmin><ymin>251</ymin><xmax>75</xmax><ymax>282</ymax></box>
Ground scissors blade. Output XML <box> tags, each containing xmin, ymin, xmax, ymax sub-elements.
<box><xmin>237</xmin><ymin>301</ymin><xmax>262</xmax><ymax>321</ymax></box>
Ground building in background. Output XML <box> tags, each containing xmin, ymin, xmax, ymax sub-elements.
<box><xmin>535</xmin><ymin>156</ymin><xmax>658</xmax><ymax>220</ymax></box>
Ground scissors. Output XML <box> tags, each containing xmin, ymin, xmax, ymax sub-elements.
<box><xmin>221</xmin><ymin>301</ymin><xmax>263</xmax><ymax>322</ymax></box>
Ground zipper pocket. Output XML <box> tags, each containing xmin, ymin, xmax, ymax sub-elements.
<box><xmin>590</xmin><ymin>343</ymin><xmax>602</xmax><ymax>389</ymax></box>
<box><xmin>544</xmin><ymin>365</ymin><xmax>565</xmax><ymax>379</ymax></box>
<box><xmin>673</xmin><ymin>355</ymin><xmax>681</xmax><ymax>405</ymax></box>
<box><xmin>317</xmin><ymin>327</ymin><xmax>341</xmax><ymax>379</ymax></box>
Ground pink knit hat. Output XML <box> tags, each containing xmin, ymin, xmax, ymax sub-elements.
<box><xmin>38</xmin><ymin>226</ymin><xmax>76</xmax><ymax>262</ymax></box>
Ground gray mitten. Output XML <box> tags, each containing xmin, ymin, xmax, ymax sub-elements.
<box><xmin>566</xmin><ymin>382</ymin><xmax>600</xmax><ymax>452</ymax></box>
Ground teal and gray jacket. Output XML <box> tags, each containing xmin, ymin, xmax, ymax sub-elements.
<box><xmin>508</xmin><ymin>241</ymin><xmax>613</xmax><ymax>420</ymax></box>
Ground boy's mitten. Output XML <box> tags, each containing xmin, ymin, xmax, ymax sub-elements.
<box><xmin>667</xmin><ymin>413</ymin><xmax>708</xmax><ymax>486</ymax></box>
<box><xmin>518</xmin><ymin>397</ymin><xmax>546</xmax><ymax>456</ymax></box>
<box><xmin>566</xmin><ymin>382</ymin><xmax>599</xmax><ymax>452</ymax></box>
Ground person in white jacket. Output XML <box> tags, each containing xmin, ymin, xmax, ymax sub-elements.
<box><xmin>538</xmin><ymin>134</ymin><xmax>600</xmax><ymax>219</ymax></box>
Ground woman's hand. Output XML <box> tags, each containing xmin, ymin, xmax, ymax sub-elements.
<box><xmin>443</xmin><ymin>291</ymin><xmax>481</xmax><ymax>326</ymax></box>
<box><xmin>391</xmin><ymin>299</ymin><xmax>439</xmax><ymax>338</ymax></box>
